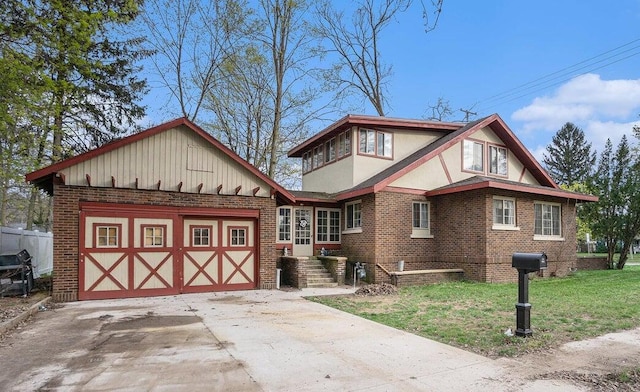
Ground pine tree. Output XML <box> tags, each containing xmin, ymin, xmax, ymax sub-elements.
<box><xmin>543</xmin><ymin>122</ymin><xmax>596</xmax><ymax>186</ymax></box>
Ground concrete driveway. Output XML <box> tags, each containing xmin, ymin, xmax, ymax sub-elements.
<box><xmin>0</xmin><ymin>288</ymin><xmax>579</xmax><ymax>391</ymax></box>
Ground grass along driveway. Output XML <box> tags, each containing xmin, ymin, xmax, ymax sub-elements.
<box><xmin>310</xmin><ymin>267</ymin><xmax>640</xmax><ymax>357</ymax></box>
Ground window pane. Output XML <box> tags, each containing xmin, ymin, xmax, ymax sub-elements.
<box><xmin>359</xmin><ymin>130</ymin><xmax>367</xmax><ymax>153</ymax></box>
<box><xmin>490</xmin><ymin>146</ymin><xmax>507</xmax><ymax>175</ymax></box>
<box><xmin>345</xmin><ymin>132</ymin><xmax>351</xmax><ymax>154</ymax></box>
<box><xmin>317</xmin><ymin>210</ymin><xmax>328</xmax><ymax>242</ymax></box>
<box><xmin>366</xmin><ymin>131</ymin><xmax>375</xmax><ymax>154</ymax></box>
<box><xmin>278</xmin><ymin>208</ymin><xmax>291</xmax><ymax>241</ymax></box>
<box><xmin>463</xmin><ymin>140</ymin><xmax>483</xmax><ymax>172</ymax></box>
<box><xmin>329</xmin><ymin>211</ymin><xmax>340</xmax><ymax>242</ymax></box>
<box><xmin>338</xmin><ymin>133</ymin><xmax>345</xmax><ymax>157</ymax></box>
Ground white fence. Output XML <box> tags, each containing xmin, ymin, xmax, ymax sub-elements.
<box><xmin>0</xmin><ymin>227</ymin><xmax>53</xmax><ymax>277</ymax></box>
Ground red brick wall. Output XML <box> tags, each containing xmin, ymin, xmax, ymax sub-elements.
<box><xmin>431</xmin><ymin>189</ymin><xmax>578</xmax><ymax>282</ymax></box>
<box><xmin>339</xmin><ymin>194</ymin><xmax>378</xmax><ymax>281</ymax></box>
<box><xmin>52</xmin><ymin>184</ymin><xmax>276</xmax><ymax>301</ymax></box>
<box><xmin>340</xmin><ymin>189</ymin><xmax>579</xmax><ymax>285</ymax></box>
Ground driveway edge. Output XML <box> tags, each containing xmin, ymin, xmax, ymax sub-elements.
<box><xmin>0</xmin><ymin>296</ymin><xmax>51</xmax><ymax>335</ymax></box>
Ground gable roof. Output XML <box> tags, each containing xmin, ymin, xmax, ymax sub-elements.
<box><xmin>26</xmin><ymin>117</ymin><xmax>295</xmax><ymax>203</ymax></box>
<box><xmin>428</xmin><ymin>175</ymin><xmax>598</xmax><ymax>202</ymax></box>
<box><xmin>288</xmin><ymin>114</ymin><xmax>463</xmax><ymax>157</ymax></box>
<box><xmin>334</xmin><ymin>114</ymin><xmax>560</xmax><ymax>201</ymax></box>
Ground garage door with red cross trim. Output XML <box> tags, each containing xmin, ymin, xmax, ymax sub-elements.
<box><xmin>78</xmin><ymin>204</ymin><xmax>258</xmax><ymax>300</ymax></box>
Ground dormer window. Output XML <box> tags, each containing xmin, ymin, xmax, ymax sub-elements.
<box><xmin>359</xmin><ymin>128</ymin><xmax>393</xmax><ymax>158</ymax></box>
<box><xmin>463</xmin><ymin>139</ymin><xmax>484</xmax><ymax>172</ymax></box>
<box><xmin>489</xmin><ymin>145</ymin><xmax>508</xmax><ymax>176</ymax></box>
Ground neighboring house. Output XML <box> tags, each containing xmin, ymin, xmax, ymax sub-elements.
<box><xmin>26</xmin><ymin>114</ymin><xmax>596</xmax><ymax>301</ymax></box>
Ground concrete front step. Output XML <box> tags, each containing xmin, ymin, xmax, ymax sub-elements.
<box><xmin>306</xmin><ymin>259</ymin><xmax>338</xmax><ymax>287</ymax></box>
<box><xmin>307</xmin><ymin>282</ymin><xmax>339</xmax><ymax>288</ymax></box>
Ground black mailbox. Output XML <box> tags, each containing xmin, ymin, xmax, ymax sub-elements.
<box><xmin>512</xmin><ymin>252</ymin><xmax>547</xmax><ymax>272</ymax></box>
<box><xmin>512</xmin><ymin>252</ymin><xmax>547</xmax><ymax>337</ymax></box>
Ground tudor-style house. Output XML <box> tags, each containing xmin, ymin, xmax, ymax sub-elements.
<box><xmin>279</xmin><ymin>114</ymin><xmax>596</xmax><ymax>284</ymax></box>
<box><xmin>27</xmin><ymin>114</ymin><xmax>595</xmax><ymax>301</ymax></box>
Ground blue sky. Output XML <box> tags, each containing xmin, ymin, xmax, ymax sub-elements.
<box><xmin>141</xmin><ymin>0</ymin><xmax>640</xmax><ymax>162</ymax></box>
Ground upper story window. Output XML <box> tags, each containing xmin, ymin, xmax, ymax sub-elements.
<box><xmin>344</xmin><ymin>200</ymin><xmax>362</xmax><ymax>233</ymax></box>
<box><xmin>325</xmin><ymin>138</ymin><xmax>336</xmax><ymax>163</ymax></box>
<box><xmin>489</xmin><ymin>145</ymin><xmax>508</xmax><ymax>176</ymax></box>
<box><xmin>302</xmin><ymin>130</ymin><xmax>351</xmax><ymax>174</ymax></box>
<box><xmin>534</xmin><ymin>202</ymin><xmax>562</xmax><ymax>239</ymax></box>
<box><xmin>313</xmin><ymin>145</ymin><xmax>324</xmax><ymax>169</ymax></box>
<box><xmin>302</xmin><ymin>152</ymin><xmax>311</xmax><ymax>173</ymax></box>
<box><xmin>463</xmin><ymin>139</ymin><xmax>484</xmax><ymax>172</ymax></box>
<box><xmin>493</xmin><ymin>197</ymin><xmax>516</xmax><ymax>229</ymax></box>
<box><xmin>359</xmin><ymin>128</ymin><xmax>392</xmax><ymax>158</ymax></box>
<box><xmin>337</xmin><ymin>131</ymin><xmax>351</xmax><ymax>158</ymax></box>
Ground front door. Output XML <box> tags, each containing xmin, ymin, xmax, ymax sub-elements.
<box><xmin>292</xmin><ymin>207</ymin><xmax>313</xmax><ymax>256</ymax></box>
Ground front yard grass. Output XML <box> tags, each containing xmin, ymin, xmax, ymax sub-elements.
<box><xmin>309</xmin><ymin>267</ymin><xmax>640</xmax><ymax>357</ymax></box>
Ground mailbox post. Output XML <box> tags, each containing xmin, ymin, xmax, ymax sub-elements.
<box><xmin>511</xmin><ymin>252</ymin><xmax>547</xmax><ymax>337</ymax></box>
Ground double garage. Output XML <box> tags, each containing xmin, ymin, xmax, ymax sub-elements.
<box><xmin>79</xmin><ymin>203</ymin><xmax>258</xmax><ymax>300</ymax></box>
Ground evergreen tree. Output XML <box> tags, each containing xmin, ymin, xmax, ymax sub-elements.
<box><xmin>543</xmin><ymin>122</ymin><xmax>596</xmax><ymax>186</ymax></box>
<box><xmin>582</xmin><ymin>136</ymin><xmax>640</xmax><ymax>268</ymax></box>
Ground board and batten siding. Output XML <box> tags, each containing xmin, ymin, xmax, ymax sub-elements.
<box><xmin>61</xmin><ymin>125</ymin><xmax>272</xmax><ymax>197</ymax></box>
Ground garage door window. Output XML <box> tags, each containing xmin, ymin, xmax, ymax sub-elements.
<box><xmin>192</xmin><ymin>227</ymin><xmax>211</xmax><ymax>246</ymax></box>
<box><xmin>230</xmin><ymin>228</ymin><xmax>246</xmax><ymax>246</ymax></box>
<box><xmin>96</xmin><ymin>225</ymin><xmax>119</xmax><ymax>248</ymax></box>
<box><xmin>143</xmin><ymin>226</ymin><xmax>165</xmax><ymax>247</ymax></box>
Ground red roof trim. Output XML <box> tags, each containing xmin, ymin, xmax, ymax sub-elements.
<box><xmin>335</xmin><ymin>114</ymin><xmax>559</xmax><ymax>199</ymax></box>
<box><xmin>335</xmin><ymin>186</ymin><xmax>375</xmax><ymax>202</ymax></box>
<box><xmin>26</xmin><ymin>117</ymin><xmax>295</xmax><ymax>203</ymax></box>
<box><xmin>426</xmin><ymin>180</ymin><xmax>598</xmax><ymax>202</ymax></box>
<box><xmin>288</xmin><ymin>114</ymin><xmax>463</xmax><ymax>157</ymax></box>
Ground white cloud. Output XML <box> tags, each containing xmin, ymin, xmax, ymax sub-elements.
<box><xmin>510</xmin><ymin>74</ymin><xmax>640</xmax><ymax>157</ymax></box>
<box><xmin>584</xmin><ymin>120</ymin><xmax>640</xmax><ymax>155</ymax></box>
<box><xmin>511</xmin><ymin>74</ymin><xmax>640</xmax><ymax>133</ymax></box>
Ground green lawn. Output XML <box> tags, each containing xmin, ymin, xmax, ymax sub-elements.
<box><xmin>309</xmin><ymin>267</ymin><xmax>640</xmax><ymax>357</ymax></box>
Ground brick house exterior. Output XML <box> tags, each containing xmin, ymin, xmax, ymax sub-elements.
<box><xmin>27</xmin><ymin>114</ymin><xmax>595</xmax><ymax>301</ymax></box>
<box><xmin>284</xmin><ymin>114</ymin><xmax>596</xmax><ymax>284</ymax></box>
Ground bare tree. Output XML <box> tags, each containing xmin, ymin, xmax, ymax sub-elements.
<box><xmin>314</xmin><ymin>0</ymin><xmax>443</xmax><ymax>116</ymax></box>
<box><xmin>426</xmin><ymin>97</ymin><xmax>454</xmax><ymax>121</ymax></box>
<box><xmin>142</xmin><ymin>0</ymin><xmax>249</xmax><ymax>122</ymax></box>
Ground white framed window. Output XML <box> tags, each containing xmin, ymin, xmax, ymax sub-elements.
<box><xmin>143</xmin><ymin>226</ymin><xmax>165</xmax><ymax>247</ymax></box>
<box><xmin>344</xmin><ymin>200</ymin><xmax>362</xmax><ymax>233</ymax></box>
<box><xmin>359</xmin><ymin>129</ymin><xmax>392</xmax><ymax>158</ymax></box>
<box><xmin>463</xmin><ymin>139</ymin><xmax>484</xmax><ymax>172</ymax></box>
<box><xmin>489</xmin><ymin>145</ymin><xmax>508</xmax><ymax>176</ymax></box>
<box><xmin>338</xmin><ymin>131</ymin><xmax>351</xmax><ymax>158</ymax></box>
<box><xmin>192</xmin><ymin>227</ymin><xmax>211</xmax><ymax>247</ymax></box>
<box><xmin>411</xmin><ymin>202</ymin><xmax>433</xmax><ymax>238</ymax></box>
<box><xmin>96</xmin><ymin>226</ymin><xmax>119</xmax><ymax>248</ymax></box>
<box><xmin>230</xmin><ymin>228</ymin><xmax>246</xmax><ymax>246</ymax></box>
<box><xmin>534</xmin><ymin>202</ymin><xmax>563</xmax><ymax>239</ymax></box>
<box><xmin>277</xmin><ymin>207</ymin><xmax>292</xmax><ymax>242</ymax></box>
<box><xmin>316</xmin><ymin>208</ymin><xmax>341</xmax><ymax>243</ymax></box>
<box><xmin>493</xmin><ymin>197</ymin><xmax>517</xmax><ymax>230</ymax></box>
<box><xmin>325</xmin><ymin>138</ymin><xmax>336</xmax><ymax>163</ymax></box>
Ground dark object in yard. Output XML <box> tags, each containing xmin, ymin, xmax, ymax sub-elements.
<box><xmin>355</xmin><ymin>283</ymin><xmax>398</xmax><ymax>296</ymax></box>
<box><xmin>512</xmin><ymin>252</ymin><xmax>547</xmax><ymax>337</ymax></box>
<box><xmin>0</xmin><ymin>250</ymin><xmax>34</xmax><ymax>297</ymax></box>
